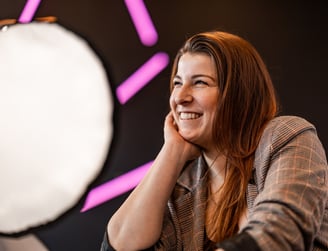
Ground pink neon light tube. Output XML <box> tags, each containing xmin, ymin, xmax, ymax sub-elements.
<box><xmin>116</xmin><ymin>52</ymin><xmax>169</xmax><ymax>104</ymax></box>
<box><xmin>81</xmin><ymin>161</ymin><xmax>153</xmax><ymax>212</ymax></box>
<box><xmin>18</xmin><ymin>0</ymin><xmax>42</xmax><ymax>23</ymax></box>
<box><xmin>124</xmin><ymin>0</ymin><xmax>158</xmax><ymax>46</ymax></box>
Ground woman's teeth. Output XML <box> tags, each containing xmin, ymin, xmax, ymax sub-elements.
<box><xmin>179</xmin><ymin>112</ymin><xmax>200</xmax><ymax>120</ymax></box>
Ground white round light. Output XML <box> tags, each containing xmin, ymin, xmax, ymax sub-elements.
<box><xmin>0</xmin><ymin>22</ymin><xmax>113</xmax><ymax>233</ymax></box>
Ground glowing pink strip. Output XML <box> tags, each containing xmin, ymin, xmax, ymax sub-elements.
<box><xmin>18</xmin><ymin>0</ymin><xmax>42</xmax><ymax>23</ymax></box>
<box><xmin>124</xmin><ymin>0</ymin><xmax>158</xmax><ymax>46</ymax></box>
<box><xmin>116</xmin><ymin>52</ymin><xmax>169</xmax><ymax>104</ymax></box>
<box><xmin>81</xmin><ymin>161</ymin><xmax>153</xmax><ymax>212</ymax></box>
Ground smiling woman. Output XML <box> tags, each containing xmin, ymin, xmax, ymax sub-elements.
<box><xmin>101</xmin><ymin>30</ymin><xmax>328</xmax><ymax>251</ymax></box>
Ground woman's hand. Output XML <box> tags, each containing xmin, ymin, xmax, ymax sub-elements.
<box><xmin>164</xmin><ymin>112</ymin><xmax>201</xmax><ymax>162</ymax></box>
<box><xmin>107</xmin><ymin>112</ymin><xmax>202</xmax><ymax>250</ymax></box>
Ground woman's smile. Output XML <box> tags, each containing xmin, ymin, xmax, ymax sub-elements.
<box><xmin>179</xmin><ymin>112</ymin><xmax>201</xmax><ymax>120</ymax></box>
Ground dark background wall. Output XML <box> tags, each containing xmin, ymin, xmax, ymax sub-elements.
<box><xmin>1</xmin><ymin>1</ymin><xmax>327</xmax><ymax>250</ymax></box>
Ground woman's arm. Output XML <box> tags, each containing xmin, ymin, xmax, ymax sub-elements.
<box><xmin>216</xmin><ymin>118</ymin><xmax>328</xmax><ymax>251</ymax></box>
<box><xmin>211</xmin><ymin>117</ymin><xmax>328</xmax><ymax>251</ymax></box>
<box><xmin>107</xmin><ymin>113</ymin><xmax>200</xmax><ymax>250</ymax></box>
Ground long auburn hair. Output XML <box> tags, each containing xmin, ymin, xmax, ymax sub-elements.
<box><xmin>170</xmin><ymin>31</ymin><xmax>278</xmax><ymax>242</ymax></box>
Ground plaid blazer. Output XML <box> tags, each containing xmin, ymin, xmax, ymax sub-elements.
<box><xmin>154</xmin><ymin>116</ymin><xmax>328</xmax><ymax>251</ymax></box>
<box><xmin>101</xmin><ymin>116</ymin><xmax>328</xmax><ymax>251</ymax></box>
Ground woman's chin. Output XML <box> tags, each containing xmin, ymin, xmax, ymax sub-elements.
<box><xmin>179</xmin><ymin>132</ymin><xmax>212</xmax><ymax>151</ymax></box>
<box><xmin>179</xmin><ymin>132</ymin><xmax>199</xmax><ymax>145</ymax></box>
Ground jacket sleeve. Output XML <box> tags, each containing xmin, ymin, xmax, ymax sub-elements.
<box><xmin>246</xmin><ymin>117</ymin><xmax>327</xmax><ymax>250</ymax></box>
<box><xmin>216</xmin><ymin>116</ymin><xmax>328</xmax><ymax>251</ymax></box>
<box><xmin>100</xmin><ymin>232</ymin><xmax>114</xmax><ymax>251</ymax></box>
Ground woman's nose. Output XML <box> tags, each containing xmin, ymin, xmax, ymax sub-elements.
<box><xmin>174</xmin><ymin>84</ymin><xmax>193</xmax><ymax>104</ymax></box>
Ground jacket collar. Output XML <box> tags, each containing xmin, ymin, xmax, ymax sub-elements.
<box><xmin>176</xmin><ymin>156</ymin><xmax>208</xmax><ymax>191</ymax></box>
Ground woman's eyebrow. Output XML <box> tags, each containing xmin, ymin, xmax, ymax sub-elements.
<box><xmin>173</xmin><ymin>75</ymin><xmax>182</xmax><ymax>80</ymax></box>
<box><xmin>191</xmin><ymin>74</ymin><xmax>216</xmax><ymax>81</ymax></box>
<box><xmin>174</xmin><ymin>74</ymin><xmax>216</xmax><ymax>80</ymax></box>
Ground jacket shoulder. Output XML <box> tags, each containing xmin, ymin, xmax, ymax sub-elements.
<box><xmin>252</xmin><ymin>116</ymin><xmax>317</xmax><ymax>187</ymax></box>
<box><xmin>260</xmin><ymin>115</ymin><xmax>316</xmax><ymax>151</ymax></box>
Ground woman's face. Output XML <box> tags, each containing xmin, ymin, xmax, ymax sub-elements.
<box><xmin>170</xmin><ymin>52</ymin><xmax>219</xmax><ymax>149</ymax></box>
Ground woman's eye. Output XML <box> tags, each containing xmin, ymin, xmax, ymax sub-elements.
<box><xmin>173</xmin><ymin>81</ymin><xmax>182</xmax><ymax>86</ymax></box>
<box><xmin>195</xmin><ymin>80</ymin><xmax>208</xmax><ymax>86</ymax></box>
